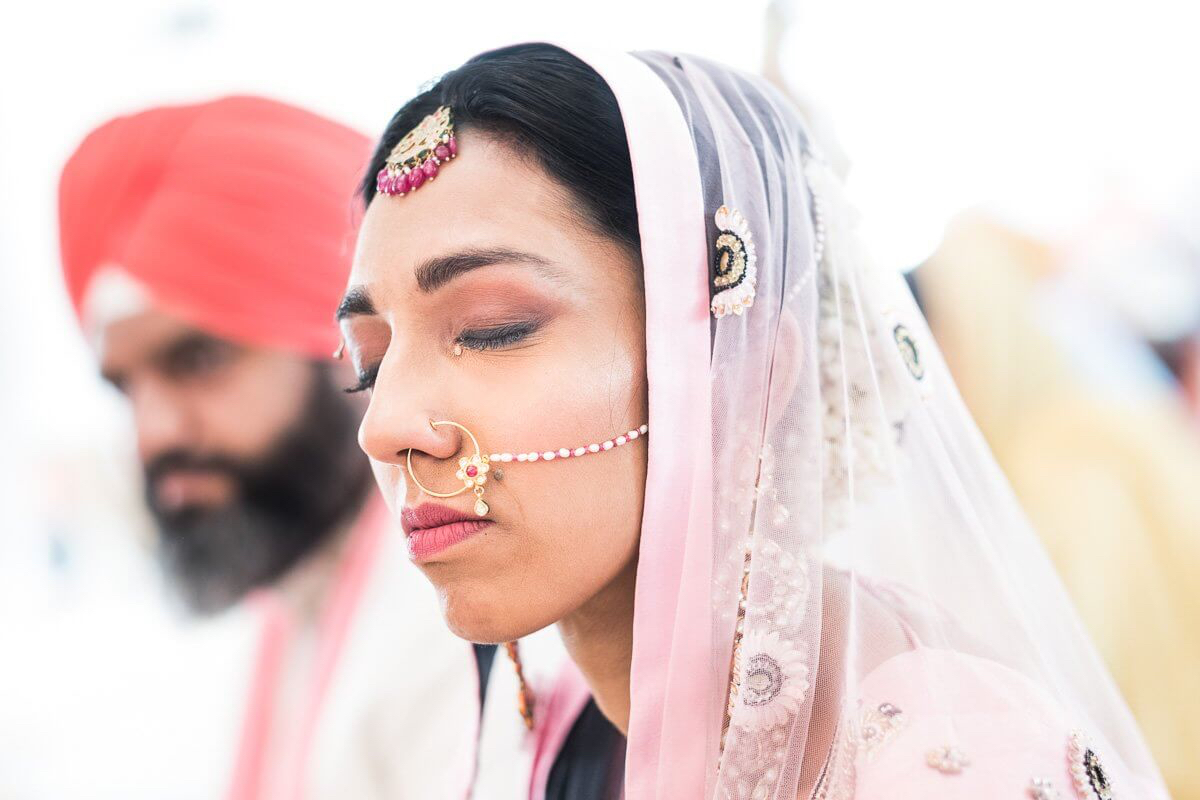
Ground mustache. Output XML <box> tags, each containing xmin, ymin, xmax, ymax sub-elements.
<box><xmin>141</xmin><ymin>363</ymin><xmax>374</xmax><ymax>615</ymax></box>
<box><xmin>144</xmin><ymin>450</ymin><xmax>247</xmax><ymax>486</ymax></box>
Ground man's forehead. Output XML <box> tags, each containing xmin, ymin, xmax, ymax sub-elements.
<box><xmin>95</xmin><ymin>305</ymin><xmax>211</xmax><ymax>374</ymax></box>
<box><xmin>82</xmin><ymin>265</ymin><xmax>215</xmax><ymax>366</ymax></box>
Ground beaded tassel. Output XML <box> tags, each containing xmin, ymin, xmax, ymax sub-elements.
<box><xmin>505</xmin><ymin>640</ymin><xmax>535</xmax><ymax>731</ymax></box>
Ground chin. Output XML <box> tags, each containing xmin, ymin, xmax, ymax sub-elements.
<box><xmin>437</xmin><ymin>582</ymin><xmax>557</xmax><ymax>645</ymax></box>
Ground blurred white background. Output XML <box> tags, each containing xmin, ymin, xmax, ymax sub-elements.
<box><xmin>2</xmin><ymin>0</ymin><xmax>1198</xmax><ymax>796</ymax></box>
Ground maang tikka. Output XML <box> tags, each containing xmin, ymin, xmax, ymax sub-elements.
<box><xmin>375</xmin><ymin>105</ymin><xmax>457</xmax><ymax>197</ymax></box>
<box><xmin>405</xmin><ymin>420</ymin><xmax>651</xmax><ymax>517</ymax></box>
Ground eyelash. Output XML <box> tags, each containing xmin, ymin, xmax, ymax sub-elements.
<box><xmin>455</xmin><ymin>321</ymin><xmax>540</xmax><ymax>352</ymax></box>
<box><xmin>342</xmin><ymin>321</ymin><xmax>541</xmax><ymax>393</ymax></box>
<box><xmin>344</xmin><ymin>363</ymin><xmax>379</xmax><ymax>394</ymax></box>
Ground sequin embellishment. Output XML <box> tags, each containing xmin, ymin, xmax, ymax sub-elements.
<box><xmin>1069</xmin><ymin>732</ymin><xmax>1114</xmax><ymax>800</ymax></box>
<box><xmin>711</xmin><ymin>205</ymin><xmax>758</xmax><ymax>318</ymax></box>
<box><xmin>893</xmin><ymin>323</ymin><xmax>925</xmax><ymax>381</ymax></box>
<box><xmin>858</xmin><ymin>702</ymin><xmax>905</xmax><ymax>760</ymax></box>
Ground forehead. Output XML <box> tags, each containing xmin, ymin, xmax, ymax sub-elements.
<box><xmin>352</xmin><ymin>133</ymin><xmax>582</xmax><ymax>290</ymax></box>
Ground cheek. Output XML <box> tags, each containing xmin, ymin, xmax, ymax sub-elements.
<box><xmin>434</xmin><ymin>331</ymin><xmax>648</xmax><ymax>642</ymax></box>
<box><xmin>199</xmin><ymin>358</ymin><xmax>312</xmax><ymax>456</ymax></box>
<box><xmin>437</xmin><ymin>447</ymin><xmax>646</xmax><ymax>644</ymax></box>
<box><xmin>369</xmin><ymin>458</ymin><xmax>403</xmax><ymax>514</ymax></box>
<box><xmin>517</xmin><ymin>442</ymin><xmax>646</xmax><ymax>598</ymax></box>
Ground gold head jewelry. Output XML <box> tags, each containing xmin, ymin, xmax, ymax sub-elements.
<box><xmin>406</xmin><ymin>419</ymin><xmax>491</xmax><ymax>516</ymax></box>
<box><xmin>375</xmin><ymin>105</ymin><xmax>457</xmax><ymax>197</ymax></box>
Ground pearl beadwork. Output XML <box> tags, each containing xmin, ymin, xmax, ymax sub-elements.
<box><xmin>925</xmin><ymin>745</ymin><xmax>970</xmax><ymax>774</ymax></box>
<box><xmin>1028</xmin><ymin>778</ymin><xmax>1063</xmax><ymax>800</ymax></box>
<box><xmin>488</xmin><ymin>424</ymin><xmax>648</xmax><ymax>464</ymax></box>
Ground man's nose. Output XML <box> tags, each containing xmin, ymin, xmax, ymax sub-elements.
<box><xmin>130</xmin><ymin>381</ymin><xmax>194</xmax><ymax>466</ymax></box>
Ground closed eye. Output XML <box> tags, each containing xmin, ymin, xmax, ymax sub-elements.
<box><xmin>455</xmin><ymin>320</ymin><xmax>541</xmax><ymax>352</ymax></box>
<box><xmin>344</xmin><ymin>363</ymin><xmax>380</xmax><ymax>394</ymax></box>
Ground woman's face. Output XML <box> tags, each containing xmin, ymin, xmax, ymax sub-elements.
<box><xmin>341</xmin><ymin>133</ymin><xmax>648</xmax><ymax>643</ymax></box>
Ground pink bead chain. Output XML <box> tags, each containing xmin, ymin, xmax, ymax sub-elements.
<box><xmin>489</xmin><ymin>424</ymin><xmax>648</xmax><ymax>464</ymax></box>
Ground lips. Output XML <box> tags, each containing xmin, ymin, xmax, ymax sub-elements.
<box><xmin>400</xmin><ymin>502</ymin><xmax>492</xmax><ymax>561</ymax></box>
<box><xmin>152</xmin><ymin>470</ymin><xmax>235</xmax><ymax>512</ymax></box>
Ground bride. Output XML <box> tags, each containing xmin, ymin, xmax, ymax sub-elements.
<box><xmin>336</xmin><ymin>42</ymin><xmax>1168</xmax><ymax>799</ymax></box>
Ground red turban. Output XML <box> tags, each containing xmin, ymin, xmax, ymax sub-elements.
<box><xmin>59</xmin><ymin>95</ymin><xmax>372</xmax><ymax>358</ymax></box>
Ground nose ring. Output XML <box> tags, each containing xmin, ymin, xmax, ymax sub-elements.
<box><xmin>406</xmin><ymin>419</ymin><xmax>491</xmax><ymax>516</ymax></box>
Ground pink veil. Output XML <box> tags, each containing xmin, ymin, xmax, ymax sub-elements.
<box><xmin>546</xmin><ymin>46</ymin><xmax>1172</xmax><ymax>800</ymax></box>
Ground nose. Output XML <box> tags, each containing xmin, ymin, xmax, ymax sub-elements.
<box><xmin>357</xmin><ymin>360</ymin><xmax>466</xmax><ymax>469</ymax></box>
<box><xmin>130</xmin><ymin>380</ymin><xmax>194</xmax><ymax>465</ymax></box>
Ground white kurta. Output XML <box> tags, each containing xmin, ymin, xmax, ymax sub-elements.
<box><xmin>226</xmin><ymin>498</ymin><xmax>481</xmax><ymax>800</ymax></box>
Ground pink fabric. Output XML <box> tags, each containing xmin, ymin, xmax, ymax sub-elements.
<box><xmin>481</xmin><ymin>43</ymin><xmax>1168</xmax><ymax>800</ymax></box>
<box><xmin>225</xmin><ymin>498</ymin><xmax>386</xmax><ymax>800</ymax></box>
<box><xmin>227</xmin><ymin>594</ymin><xmax>292</xmax><ymax>800</ymax></box>
<box><xmin>854</xmin><ymin>648</ymin><xmax>1100</xmax><ymax>798</ymax></box>
<box><xmin>566</xmin><ymin>47</ymin><xmax>713</xmax><ymax>799</ymax></box>
<box><xmin>278</xmin><ymin>499</ymin><xmax>386</xmax><ymax>800</ymax></box>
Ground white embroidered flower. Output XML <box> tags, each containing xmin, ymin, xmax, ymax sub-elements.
<box><xmin>733</xmin><ymin>630</ymin><xmax>809</xmax><ymax>731</ymax></box>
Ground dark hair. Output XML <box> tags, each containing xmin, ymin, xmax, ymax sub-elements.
<box><xmin>361</xmin><ymin>43</ymin><xmax>640</xmax><ymax>253</ymax></box>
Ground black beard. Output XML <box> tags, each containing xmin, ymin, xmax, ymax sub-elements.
<box><xmin>144</xmin><ymin>363</ymin><xmax>372</xmax><ymax>615</ymax></box>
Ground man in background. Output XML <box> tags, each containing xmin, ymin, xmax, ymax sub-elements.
<box><xmin>57</xmin><ymin>95</ymin><xmax>479</xmax><ymax>799</ymax></box>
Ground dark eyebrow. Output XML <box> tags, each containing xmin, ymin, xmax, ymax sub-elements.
<box><xmin>336</xmin><ymin>286</ymin><xmax>377</xmax><ymax>321</ymax></box>
<box><xmin>100</xmin><ymin>331</ymin><xmax>231</xmax><ymax>388</ymax></box>
<box><xmin>414</xmin><ymin>247</ymin><xmax>558</xmax><ymax>293</ymax></box>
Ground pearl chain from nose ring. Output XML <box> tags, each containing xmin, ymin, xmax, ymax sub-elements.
<box><xmin>487</xmin><ymin>424</ymin><xmax>648</xmax><ymax>464</ymax></box>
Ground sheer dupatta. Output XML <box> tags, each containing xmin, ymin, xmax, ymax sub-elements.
<box><xmin>553</xmin><ymin>46</ymin><xmax>1171</xmax><ymax>800</ymax></box>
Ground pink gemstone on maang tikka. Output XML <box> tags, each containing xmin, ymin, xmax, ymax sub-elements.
<box><xmin>378</xmin><ymin>106</ymin><xmax>457</xmax><ymax>197</ymax></box>
<box><xmin>377</xmin><ymin>169</ymin><xmax>406</xmax><ymax>196</ymax></box>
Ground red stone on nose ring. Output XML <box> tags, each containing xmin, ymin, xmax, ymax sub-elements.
<box><xmin>406</xmin><ymin>419</ymin><xmax>491</xmax><ymax>516</ymax></box>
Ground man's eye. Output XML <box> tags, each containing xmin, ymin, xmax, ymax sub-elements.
<box><xmin>163</xmin><ymin>339</ymin><xmax>236</xmax><ymax>379</ymax></box>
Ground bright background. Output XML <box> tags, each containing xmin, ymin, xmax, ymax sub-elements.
<box><xmin>2</xmin><ymin>1</ymin><xmax>1198</xmax><ymax>797</ymax></box>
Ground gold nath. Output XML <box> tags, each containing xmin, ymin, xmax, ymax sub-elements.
<box><xmin>406</xmin><ymin>419</ymin><xmax>491</xmax><ymax>516</ymax></box>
